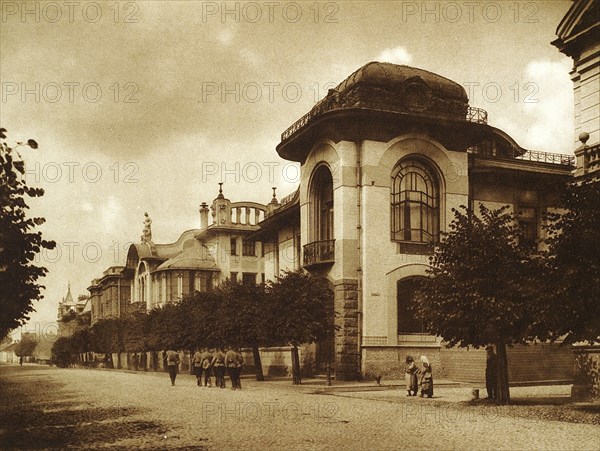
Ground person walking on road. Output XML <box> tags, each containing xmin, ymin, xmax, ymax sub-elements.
<box><xmin>201</xmin><ymin>348</ymin><xmax>214</xmax><ymax>387</ymax></box>
<box><xmin>212</xmin><ymin>347</ymin><xmax>226</xmax><ymax>389</ymax></box>
<box><xmin>166</xmin><ymin>350</ymin><xmax>180</xmax><ymax>386</ymax></box>
<box><xmin>233</xmin><ymin>348</ymin><xmax>244</xmax><ymax>390</ymax></box>
<box><xmin>225</xmin><ymin>347</ymin><xmax>243</xmax><ymax>390</ymax></box>
<box><xmin>192</xmin><ymin>349</ymin><xmax>203</xmax><ymax>386</ymax></box>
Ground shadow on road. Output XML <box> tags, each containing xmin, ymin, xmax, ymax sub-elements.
<box><xmin>0</xmin><ymin>365</ymin><xmax>169</xmax><ymax>449</ymax></box>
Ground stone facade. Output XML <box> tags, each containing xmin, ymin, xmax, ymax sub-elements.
<box><xmin>333</xmin><ymin>280</ymin><xmax>359</xmax><ymax>380</ymax></box>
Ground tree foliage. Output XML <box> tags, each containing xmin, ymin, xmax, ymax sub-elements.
<box><xmin>267</xmin><ymin>270</ymin><xmax>336</xmax><ymax>347</ymax></box>
<box><xmin>53</xmin><ymin>271</ymin><xmax>335</xmax><ymax>383</ymax></box>
<box><xmin>543</xmin><ymin>179</ymin><xmax>600</xmax><ymax>343</ymax></box>
<box><xmin>415</xmin><ymin>204</ymin><xmax>543</xmax><ymax>403</ymax></box>
<box><xmin>416</xmin><ymin>205</ymin><xmax>542</xmax><ymax>347</ymax></box>
<box><xmin>0</xmin><ymin>128</ymin><xmax>56</xmax><ymax>338</ymax></box>
<box><xmin>14</xmin><ymin>333</ymin><xmax>37</xmax><ymax>357</ymax></box>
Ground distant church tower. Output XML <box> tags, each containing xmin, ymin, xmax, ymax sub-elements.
<box><xmin>57</xmin><ymin>283</ymin><xmax>76</xmax><ymax>319</ymax></box>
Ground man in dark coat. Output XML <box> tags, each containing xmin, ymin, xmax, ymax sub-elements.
<box><xmin>485</xmin><ymin>346</ymin><xmax>498</xmax><ymax>400</ymax></box>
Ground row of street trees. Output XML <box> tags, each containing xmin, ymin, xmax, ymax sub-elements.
<box><xmin>415</xmin><ymin>179</ymin><xmax>600</xmax><ymax>404</ymax></box>
<box><xmin>52</xmin><ymin>271</ymin><xmax>335</xmax><ymax>383</ymax></box>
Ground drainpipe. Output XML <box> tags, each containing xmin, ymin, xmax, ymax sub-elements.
<box><xmin>356</xmin><ymin>140</ymin><xmax>364</xmax><ymax>379</ymax></box>
<box><xmin>117</xmin><ymin>278</ymin><xmax>121</xmax><ymax>317</ymax></box>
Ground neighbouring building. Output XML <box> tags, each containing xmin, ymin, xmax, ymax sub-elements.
<box><xmin>259</xmin><ymin>61</ymin><xmax>577</xmax><ymax>382</ymax></box>
<box><xmin>57</xmin><ymin>285</ymin><xmax>91</xmax><ymax>337</ymax></box>
<box><xmin>123</xmin><ymin>184</ymin><xmax>265</xmax><ymax>311</ymax></box>
<box><xmin>88</xmin><ymin>266</ymin><xmax>132</xmax><ymax>325</ymax></box>
<box><xmin>553</xmin><ymin>0</ymin><xmax>600</xmax><ymax>399</ymax></box>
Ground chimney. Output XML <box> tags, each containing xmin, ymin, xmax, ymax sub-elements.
<box><xmin>199</xmin><ymin>202</ymin><xmax>209</xmax><ymax>230</ymax></box>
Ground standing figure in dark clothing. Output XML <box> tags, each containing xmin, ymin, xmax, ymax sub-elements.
<box><xmin>485</xmin><ymin>346</ymin><xmax>498</xmax><ymax>400</ymax></box>
<box><xmin>404</xmin><ymin>355</ymin><xmax>419</xmax><ymax>396</ymax></box>
<box><xmin>225</xmin><ymin>347</ymin><xmax>238</xmax><ymax>390</ymax></box>
<box><xmin>419</xmin><ymin>355</ymin><xmax>433</xmax><ymax>398</ymax></box>
<box><xmin>166</xmin><ymin>350</ymin><xmax>180</xmax><ymax>386</ymax></box>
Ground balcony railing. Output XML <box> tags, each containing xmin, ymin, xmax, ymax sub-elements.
<box><xmin>468</xmin><ymin>145</ymin><xmax>575</xmax><ymax>167</ymax></box>
<box><xmin>466</xmin><ymin>106</ymin><xmax>488</xmax><ymax>124</ymax></box>
<box><xmin>281</xmin><ymin>97</ymin><xmax>489</xmax><ymax>141</ymax></box>
<box><xmin>303</xmin><ymin>239</ymin><xmax>335</xmax><ymax>267</ymax></box>
<box><xmin>517</xmin><ymin>150</ymin><xmax>575</xmax><ymax>166</ymax></box>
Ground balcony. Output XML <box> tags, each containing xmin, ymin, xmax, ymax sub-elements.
<box><xmin>303</xmin><ymin>240</ymin><xmax>336</xmax><ymax>268</ymax></box>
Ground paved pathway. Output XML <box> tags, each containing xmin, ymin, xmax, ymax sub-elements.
<box><xmin>1</xmin><ymin>365</ymin><xmax>598</xmax><ymax>450</ymax></box>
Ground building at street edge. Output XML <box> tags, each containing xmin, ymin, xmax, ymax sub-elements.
<box><xmin>83</xmin><ymin>0</ymin><xmax>598</xmax><ymax>384</ymax></box>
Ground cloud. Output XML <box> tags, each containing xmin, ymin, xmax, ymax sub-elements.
<box><xmin>496</xmin><ymin>59</ymin><xmax>573</xmax><ymax>153</ymax></box>
<box><xmin>376</xmin><ymin>46</ymin><xmax>413</xmax><ymax>65</ymax></box>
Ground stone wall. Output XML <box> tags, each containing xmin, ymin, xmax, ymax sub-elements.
<box><xmin>363</xmin><ymin>347</ymin><xmax>441</xmax><ymax>381</ymax></box>
<box><xmin>572</xmin><ymin>347</ymin><xmax>600</xmax><ymax>400</ymax></box>
<box><xmin>334</xmin><ymin>280</ymin><xmax>359</xmax><ymax>380</ymax></box>
<box><xmin>363</xmin><ymin>343</ymin><xmax>574</xmax><ymax>383</ymax></box>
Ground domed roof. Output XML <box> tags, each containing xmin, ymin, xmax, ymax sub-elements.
<box><xmin>334</xmin><ymin>62</ymin><xmax>467</xmax><ymax>103</ymax></box>
<box><xmin>156</xmin><ymin>244</ymin><xmax>218</xmax><ymax>271</ymax></box>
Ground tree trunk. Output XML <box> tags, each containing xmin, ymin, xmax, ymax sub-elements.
<box><xmin>189</xmin><ymin>350</ymin><xmax>195</xmax><ymax>375</ymax></box>
<box><xmin>252</xmin><ymin>345</ymin><xmax>264</xmax><ymax>381</ymax></box>
<box><xmin>495</xmin><ymin>341</ymin><xmax>510</xmax><ymax>404</ymax></box>
<box><xmin>291</xmin><ymin>345</ymin><xmax>301</xmax><ymax>385</ymax></box>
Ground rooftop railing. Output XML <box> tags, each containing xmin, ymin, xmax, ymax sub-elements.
<box><xmin>281</xmin><ymin>99</ymin><xmax>489</xmax><ymax>141</ymax></box>
<box><xmin>516</xmin><ymin>150</ymin><xmax>575</xmax><ymax>166</ymax></box>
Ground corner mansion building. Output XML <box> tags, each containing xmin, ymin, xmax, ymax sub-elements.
<box><xmin>260</xmin><ymin>62</ymin><xmax>576</xmax><ymax>381</ymax></box>
<box><xmin>87</xmin><ymin>0</ymin><xmax>598</xmax><ymax>382</ymax></box>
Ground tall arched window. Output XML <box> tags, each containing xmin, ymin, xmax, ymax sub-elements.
<box><xmin>397</xmin><ymin>277</ymin><xmax>426</xmax><ymax>334</ymax></box>
<box><xmin>391</xmin><ymin>159</ymin><xmax>439</xmax><ymax>243</ymax></box>
<box><xmin>311</xmin><ymin>165</ymin><xmax>334</xmax><ymax>242</ymax></box>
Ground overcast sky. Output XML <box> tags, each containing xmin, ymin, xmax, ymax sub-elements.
<box><xmin>1</xmin><ymin>1</ymin><xmax>575</xmax><ymax>337</ymax></box>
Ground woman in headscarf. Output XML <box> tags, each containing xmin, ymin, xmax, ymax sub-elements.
<box><xmin>404</xmin><ymin>355</ymin><xmax>419</xmax><ymax>396</ymax></box>
<box><xmin>419</xmin><ymin>355</ymin><xmax>433</xmax><ymax>398</ymax></box>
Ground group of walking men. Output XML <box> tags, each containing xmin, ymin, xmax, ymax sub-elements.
<box><xmin>164</xmin><ymin>348</ymin><xmax>244</xmax><ymax>389</ymax></box>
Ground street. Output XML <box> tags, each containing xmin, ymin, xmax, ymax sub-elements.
<box><xmin>1</xmin><ymin>365</ymin><xmax>598</xmax><ymax>450</ymax></box>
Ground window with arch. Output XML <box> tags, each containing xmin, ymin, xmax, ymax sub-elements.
<box><xmin>311</xmin><ymin>165</ymin><xmax>334</xmax><ymax>242</ymax></box>
<box><xmin>397</xmin><ymin>277</ymin><xmax>426</xmax><ymax>334</ymax></box>
<box><xmin>391</xmin><ymin>159</ymin><xmax>439</xmax><ymax>243</ymax></box>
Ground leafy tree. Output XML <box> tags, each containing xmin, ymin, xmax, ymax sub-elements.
<box><xmin>90</xmin><ymin>318</ymin><xmax>124</xmax><ymax>367</ymax></box>
<box><xmin>267</xmin><ymin>270</ymin><xmax>336</xmax><ymax>384</ymax></box>
<box><xmin>0</xmin><ymin>128</ymin><xmax>56</xmax><ymax>338</ymax></box>
<box><xmin>51</xmin><ymin>336</ymin><xmax>75</xmax><ymax>367</ymax></box>
<box><xmin>218</xmin><ymin>279</ymin><xmax>268</xmax><ymax>381</ymax></box>
<box><xmin>415</xmin><ymin>205</ymin><xmax>543</xmax><ymax>404</ymax></box>
<box><xmin>14</xmin><ymin>333</ymin><xmax>38</xmax><ymax>357</ymax></box>
<box><xmin>543</xmin><ymin>179</ymin><xmax>600</xmax><ymax>343</ymax></box>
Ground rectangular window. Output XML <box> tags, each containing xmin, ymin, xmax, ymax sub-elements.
<box><xmin>518</xmin><ymin>206</ymin><xmax>538</xmax><ymax>248</ymax></box>
<box><xmin>194</xmin><ymin>272</ymin><xmax>212</xmax><ymax>292</ymax></box>
<box><xmin>242</xmin><ymin>272</ymin><xmax>257</xmax><ymax>285</ymax></box>
<box><xmin>242</xmin><ymin>240</ymin><xmax>256</xmax><ymax>257</ymax></box>
<box><xmin>230</xmin><ymin>238</ymin><xmax>238</xmax><ymax>256</ymax></box>
<box><xmin>177</xmin><ymin>273</ymin><xmax>183</xmax><ymax>300</ymax></box>
<box><xmin>230</xmin><ymin>272</ymin><xmax>238</xmax><ymax>281</ymax></box>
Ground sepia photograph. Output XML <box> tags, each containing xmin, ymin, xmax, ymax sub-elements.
<box><xmin>1</xmin><ymin>0</ymin><xmax>599</xmax><ymax>449</ymax></box>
